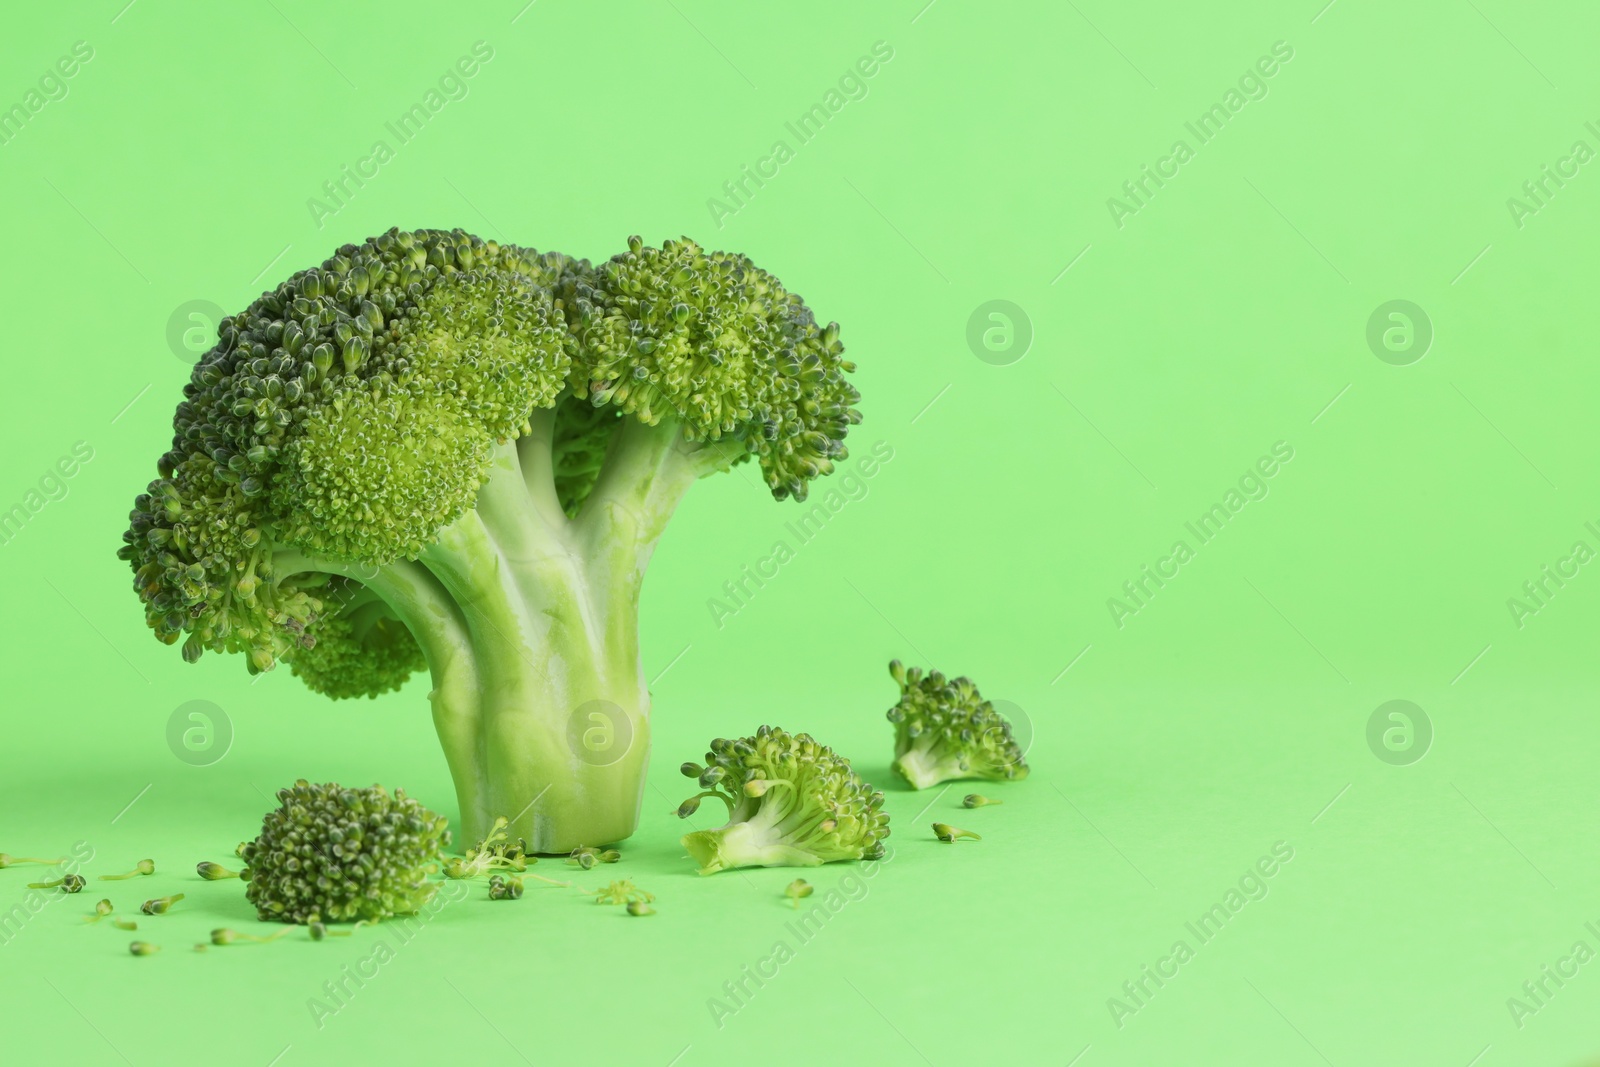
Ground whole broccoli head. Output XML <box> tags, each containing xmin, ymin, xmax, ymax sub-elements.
<box><xmin>241</xmin><ymin>780</ymin><xmax>450</xmax><ymax>924</ymax></box>
<box><xmin>117</xmin><ymin>229</ymin><xmax>859</xmax><ymax>851</ymax></box>
<box><xmin>676</xmin><ymin>726</ymin><xmax>889</xmax><ymax>875</ymax></box>
<box><xmin>886</xmin><ymin>660</ymin><xmax>1029</xmax><ymax>790</ymax></box>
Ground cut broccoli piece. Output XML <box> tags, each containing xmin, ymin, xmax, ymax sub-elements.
<box><xmin>676</xmin><ymin>726</ymin><xmax>889</xmax><ymax>874</ymax></box>
<box><xmin>886</xmin><ymin>660</ymin><xmax>1029</xmax><ymax>790</ymax></box>
<box><xmin>240</xmin><ymin>780</ymin><xmax>450</xmax><ymax>924</ymax></box>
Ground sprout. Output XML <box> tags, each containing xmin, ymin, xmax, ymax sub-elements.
<box><xmin>932</xmin><ymin>823</ymin><xmax>980</xmax><ymax>843</ymax></box>
<box><xmin>129</xmin><ymin>941</ymin><xmax>160</xmax><ymax>956</ymax></box>
<box><xmin>29</xmin><ymin>874</ymin><xmax>86</xmax><ymax>893</ymax></box>
<box><xmin>99</xmin><ymin>859</ymin><xmax>156</xmax><ymax>880</ymax></box>
<box><xmin>140</xmin><ymin>893</ymin><xmax>186</xmax><ymax>915</ymax></box>
<box><xmin>309</xmin><ymin>921</ymin><xmax>349</xmax><ymax>941</ymax></box>
<box><xmin>113</xmin><ymin>918</ymin><xmax>138</xmax><ymax>931</ymax></box>
<box><xmin>196</xmin><ymin>862</ymin><xmax>241</xmax><ymax>881</ymax></box>
<box><xmin>84</xmin><ymin>899</ymin><xmax>115</xmax><ymax>923</ymax></box>
<box><xmin>211</xmin><ymin>927</ymin><xmax>291</xmax><ymax>946</ymax></box>
<box><xmin>962</xmin><ymin>794</ymin><xmax>1002</xmax><ymax>808</ymax></box>
<box><xmin>785</xmin><ymin>879</ymin><xmax>814</xmax><ymax>909</ymax></box>
<box><xmin>0</xmin><ymin>853</ymin><xmax>66</xmax><ymax>869</ymax></box>
<box><xmin>625</xmin><ymin>900</ymin><xmax>655</xmax><ymax>917</ymax></box>
<box><xmin>588</xmin><ymin>880</ymin><xmax>654</xmax><ymax>906</ymax></box>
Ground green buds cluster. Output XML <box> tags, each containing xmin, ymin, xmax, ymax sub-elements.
<box><xmin>568</xmin><ymin>236</ymin><xmax>859</xmax><ymax>502</ymax></box>
<box><xmin>566</xmin><ymin>846</ymin><xmax>620</xmax><ymax>869</ymax></box>
<box><xmin>119</xmin><ymin>228</ymin><xmax>857</xmax><ymax>698</ymax></box>
<box><xmin>677</xmin><ymin>725</ymin><xmax>890</xmax><ymax>875</ymax></box>
<box><xmin>240</xmin><ymin>780</ymin><xmax>450</xmax><ymax>924</ymax></box>
<box><xmin>487</xmin><ymin>875</ymin><xmax>524</xmax><ymax>901</ymax></box>
<box><xmin>886</xmin><ymin>660</ymin><xmax>1029</xmax><ymax>790</ymax></box>
<box><xmin>100</xmin><ymin>859</ymin><xmax>155</xmax><ymax>880</ymax></box>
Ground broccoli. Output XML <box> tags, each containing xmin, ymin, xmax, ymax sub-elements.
<box><xmin>676</xmin><ymin>726</ymin><xmax>889</xmax><ymax>874</ymax></box>
<box><xmin>240</xmin><ymin>780</ymin><xmax>450</xmax><ymax>924</ymax></box>
<box><xmin>885</xmin><ymin>660</ymin><xmax>1029</xmax><ymax>790</ymax></box>
<box><xmin>119</xmin><ymin>228</ymin><xmax>858</xmax><ymax>852</ymax></box>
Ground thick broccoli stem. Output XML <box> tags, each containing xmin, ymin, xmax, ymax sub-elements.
<box><xmin>892</xmin><ymin>741</ymin><xmax>969</xmax><ymax>790</ymax></box>
<box><xmin>682</xmin><ymin>821</ymin><xmax>827</xmax><ymax>874</ymax></box>
<box><xmin>279</xmin><ymin>418</ymin><xmax>725</xmax><ymax>851</ymax></box>
<box><xmin>423</xmin><ymin>422</ymin><xmax>721</xmax><ymax>852</ymax></box>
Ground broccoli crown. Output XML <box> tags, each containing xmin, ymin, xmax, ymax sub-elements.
<box><xmin>677</xmin><ymin>725</ymin><xmax>889</xmax><ymax>875</ymax></box>
<box><xmin>118</xmin><ymin>229</ymin><xmax>858</xmax><ymax>688</ymax></box>
<box><xmin>240</xmin><ymin>779</ymin><xmax>450</xmax><ymax>924</ymax></box>
<box><xmin>886</xmin><ymin>660</ymin><xmax>1029</xmax><ymax>790</ymax></box>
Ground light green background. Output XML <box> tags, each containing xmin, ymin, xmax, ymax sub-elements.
<box><xmin>2</xmin><ymin>1</ymin><xmax>1597</xmax><ymax>1064</ymax></box>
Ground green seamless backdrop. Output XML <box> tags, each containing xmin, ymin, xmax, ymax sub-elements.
<box><xmin>2</xmin><ymin>2</ymin><xmax>1598</xmax><ymax>1065</ymax></box>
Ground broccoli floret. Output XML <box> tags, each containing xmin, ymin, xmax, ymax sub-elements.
<box><xmin>676</xmin><ymin>726</ymin><xmax>890</xmax><ymax>874</ymax></box>
<box><xmin>240</xmin><ymin>780</ymin><xmax>450</xmax><ymax>924</ymax></box>
<box><xmin>886</xmin><ymin>660</ymin><xmax>1029</xmax><ymax>790</ymax></box>
<box><xmin>118</xmin><ymin>229</ymin><xmax>859</xmax><ymax>852</ymax></box>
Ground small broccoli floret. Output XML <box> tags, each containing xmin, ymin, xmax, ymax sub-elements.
<box><xmin>240</xmin><ymin>780</ymin><xmax>450</xmax><ymax>924</ymax></box>
<box><xmin>676</xmin><ymin>726</ymin><xmax>889</xmax><ymax>875</ymax></box>
<box><xmin>886</xmin><ymin>660</ymin><xmax>1029</xmax><ymax>790</ymax></box>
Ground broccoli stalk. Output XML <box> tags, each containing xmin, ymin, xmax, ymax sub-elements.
<box><xmin>119</xmin><ymin>230</ymin><xmax>858</xmax><ymax>852</ymax></box>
